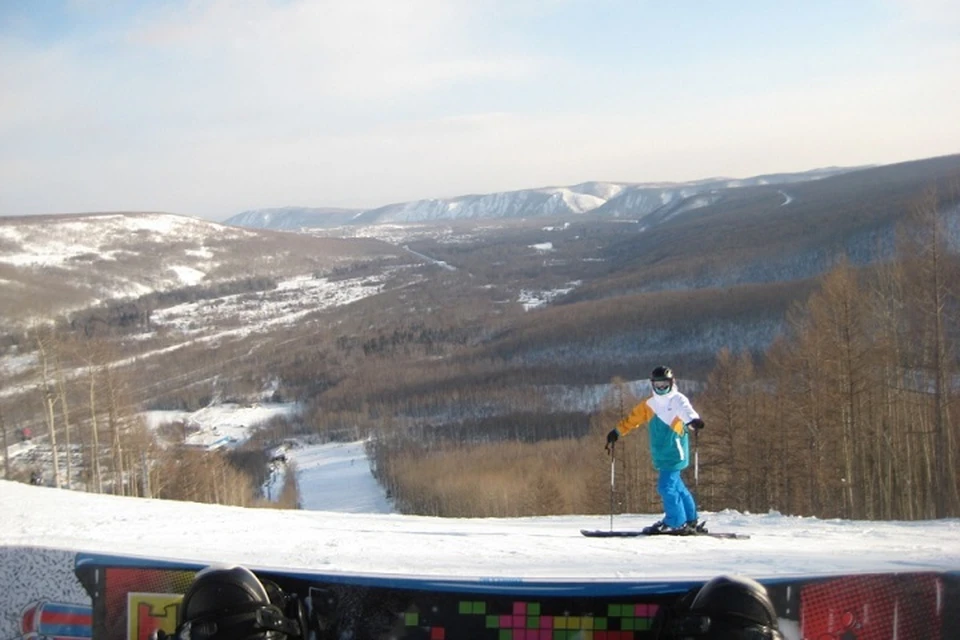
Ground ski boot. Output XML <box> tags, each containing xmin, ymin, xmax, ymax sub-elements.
<box><xmin>643</xmin><ymin>520</ymin><xmax>694</xmax><ymax>535</ymax></box>
<box><xmin>685</xmin><ymin>519</ymin><xmax>709</xmax><ymax>534</ymax></box>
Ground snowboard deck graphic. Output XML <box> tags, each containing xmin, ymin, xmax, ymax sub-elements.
<box><xmin>580</xmin><ymin>529</ymin><xmax>751</xmax><ymax>539</ymax></box>
<box><xmin>73</xmin><ymin>552</ymin><xmax>705</xmax><ymax>640</ymax></box>
<box><xmin>71</xmin><ymin>551</ymin><xmax>959</xmax><ymax>640</ymax></box>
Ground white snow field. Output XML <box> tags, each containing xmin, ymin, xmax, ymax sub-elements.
<box><xmin>2</xmin><ymin>448</ymin><xmax>959</xmax><ymax>582</ymax></box>
<box><xmin>2</xmin><ymin>438</ymin><xmax>959</xmax><ymax>640</ymax></box>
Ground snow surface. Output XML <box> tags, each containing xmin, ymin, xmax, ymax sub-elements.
<box><xmin>2</xmin><ymin>440</ymin><xmax>959</xmax><ymax>583</ymax></box>
<box><xmin>264</xmin><ymin>440</ymin><xmax>394</xmax><ymax>514</ymax></box>
<box><xmin>0</xmin><ymin>213</ymin><xmax>253</xmax><ymax>268</ymax></box>
<box><xmin>140</xmin><ymin>270</ymin><xmax>390</xmax><ymax>345</ymax></box>
<box><xmin>518</xmin><ymin>281</ymin><xmax>580</xmax><ymax>311</ymax></box>
<box><xmin>141</xmin><ymin>403</ymin><xmax>299</xmax><ymax>451</ymax></box>
<box><xmin>2</xmin><ymin>405</ymin><xmax>960</xmax><ymax>640</ymax></box>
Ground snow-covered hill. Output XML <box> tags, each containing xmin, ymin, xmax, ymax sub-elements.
<box><xmin>351</xmin><ymin>184</ymin><xmax>613</xmax><ymax>224</ymax></box>
<box><xmin>0</xmin><ymin>212</ymin><xmax>255</xmax><ymax>271</ymax></box>
<box><xmin>225</xmin><ymin>206</ymin><xmax>362</xmax><ymax>230</ymax></box>
<box><xmin>0</xmin><ymin>211</ymin><xmax>398</xmax><ymax>330</ymax></box>
<box><xmin>224</xmin><ymin>167</ymin><xmax>858</xmax><ymax>229</ymax></box>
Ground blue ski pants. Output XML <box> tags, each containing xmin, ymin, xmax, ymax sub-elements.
<box><xmin>657</xmin><ymin>469</ymin><xmax>697</xmax><ymax>527</ymax></box>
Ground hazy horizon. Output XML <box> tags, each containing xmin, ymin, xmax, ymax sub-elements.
<box><xmin>2</xmin><ymin>1</ymin><xmax>958</xmax><ymax>220</ymax></box>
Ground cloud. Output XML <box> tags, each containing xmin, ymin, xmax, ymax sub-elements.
<box><xmin>1</xmin><ymin>1</ymin><xmax>959</xmax><ymax>218</ymax></box>
<box><xmin>887</xmin><ymin>0</ymin><xmax>960</xmax><ymax>26</ymax></box>
<box><xmin>1</xmin><ymin>0</ymin><xmax>544</xmax><ymax>140</ymax></box>
<box><xmin>0</xmin><ymin>0</ymin><xmax>548</xmax><ymax>215</ymax></box>
<box><xmin>121</xmin><ymin>1</ymin><xmax>541</xmax><ymax>101</ymax></box>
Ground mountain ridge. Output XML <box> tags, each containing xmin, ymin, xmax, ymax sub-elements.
<box><xmin>224</xmin><ymin>166</ymin><xmax>861</xmax><ymax>229</ymax></box>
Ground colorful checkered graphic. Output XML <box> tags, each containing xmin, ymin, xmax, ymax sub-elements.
<box><xmin>75</xmin><ymin>553</ymin><xmax>959</xmax><ymax>640</ymax></box>
<box><xmin>404</xmin><ymin>598</ymin><xmax>659</xmax><ymax>639</ymax></box>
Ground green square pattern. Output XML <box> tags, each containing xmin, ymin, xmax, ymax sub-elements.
<box><xmin>458</xmin><ymin>600</ymin><xmax>487</xmax><ymax>615</ymax></box>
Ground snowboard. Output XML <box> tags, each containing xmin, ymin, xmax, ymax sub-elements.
<box><xmin>72</xmin><ymin>551</ymin><xmax>706</xmax><ymax>640</ymax></box>
<box><xmin>70</xmin><ymin>551</ymin><xmax>960</xmax><ymax>640</ymax></box>
<box><xmin>580</xmin><ymin>529</ymin><xmax>751</xmax><ymax>540</ymax></box>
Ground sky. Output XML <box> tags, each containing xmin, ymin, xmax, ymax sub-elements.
<box><xmin>2</xmin><ymin>406</ymin><xmax>960</xmax><ymax>640</ymax></box>
<box><xmin>1</xmin><ymin>1</ymin><xmax>958</xmax><ymax>221</ymax></box>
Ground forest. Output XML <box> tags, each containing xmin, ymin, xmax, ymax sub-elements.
<box><xmin>368</xmin><ymin>188</ymin><xmax>960</xmax><ymax>521</ymax></box>
<box><xmin>2</xmin><ymin>159</ymin><xmax>959</xmax><ymax>523</ymax></box>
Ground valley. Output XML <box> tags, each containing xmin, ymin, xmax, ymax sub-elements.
<box><xmin>2</xmin><ymin>154</ymin><xmax>960</xmax><ymax>522</ymax></box>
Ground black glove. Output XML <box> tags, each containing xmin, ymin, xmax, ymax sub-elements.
<box><xmin>605</xmin><ymin>429</ymin><xmax>619</xmax><ymax>455</ymax></box>
<box><xmin>686</xmin><ymin>418</ymin><xmax>704</xmax><ymax>432</ymax></box>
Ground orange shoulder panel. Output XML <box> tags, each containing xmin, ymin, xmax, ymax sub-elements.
<box><xmin>616</xmin><ymin>400</ymin><xmax>655</xmax><ymax>437</ymax></box>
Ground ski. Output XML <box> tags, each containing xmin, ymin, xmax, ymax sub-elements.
<box><xmin>580</xmin><ymin>529</ymin><xmax>750</xmax><ymax>540</ymax></box>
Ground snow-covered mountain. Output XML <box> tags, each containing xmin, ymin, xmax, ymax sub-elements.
<box><xmin>224</xmin><ymin>167</ymin><xmax>858</xmax><ymax>230</ymax></box>
<box><xmin>225</xmin><ymin>206</ymin><xmax>362</xmax><ymax>230</ymax></box>
<box><xmin>0</xmin><ymin>211</ymin><xmax>398</xmax><ymax>331</ymax></box>
<box><xmin>350</xmin><ymin>183</ymin><xmax>615</xmax><ymax>224</ymax></box>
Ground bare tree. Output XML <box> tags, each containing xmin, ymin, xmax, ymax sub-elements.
<box><xmin>34</xmin><ymin>329</ymin><xmax>61</xmax><ymax>488</ymax></box>
<box><xmin>699</xmin><ymin>348</ymin><xmax>744</xmax><ymax>509</ymax></box>
<box><xmin>75</xmin><ymin>339</ymin><xmax>111</xmax><ymax>493</ymax></box>
<box><xmin>870</xmin><ymin>257</ymin><xmax>918</xmax><ymax>519</ymax></box>
<box><xmin>807</xmin><ymin>261</ymin><xmax>876</xmax><ymax>517</ymax></box>
<box><xmin>899</xmin><ymin>187</ymin><xmax>960</xmax><ymax>517</ymax></box>
<box><xmin>1</xmin><ymin>401</ymin><xmax>8</xmax><ymax>481</ymax></box>
<box><xmin>53</xmin><ymin>336</ymin><xmax>75</xmax><ymax>489</ymax></box>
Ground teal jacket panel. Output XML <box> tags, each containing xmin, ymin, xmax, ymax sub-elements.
<box><xmin>615</xmin><ymin>388</ymin><xmax>700</xmax><ymax>471</ymax></box>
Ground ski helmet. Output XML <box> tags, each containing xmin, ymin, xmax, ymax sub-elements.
<box><xmin>659</xmin><ymin>575</ymin><xmax>783</xmax><ymax>639</ymax></box>
<box><xmin>651</xmin><ymin>365</ymin><xmax>675</xmax><ymax>395</ymax></box>
<box><xmin>176</xmin><ymin>566</ymin><xmax>303</xmax><ymax>640</ymax></box>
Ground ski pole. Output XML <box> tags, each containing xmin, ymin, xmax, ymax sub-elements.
<box><xmin>609</xmin><ymin>442</ymin><xmax>616</xmax><ymax>531</ymax></box>
<box><xmin>693</xmin><ymin>430</ymin><xmax>700</xmax><ymax>497</ymax></box>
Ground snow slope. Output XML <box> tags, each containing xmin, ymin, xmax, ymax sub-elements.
<box><xmin>2</xmin><ymin>439</ymin><xmax>960</xmax><ymax>640</ymax></box>
<box><xmin>2</xmin><ymin>441</ymin><xmax>959</xmax><ymax>582</ymax></box>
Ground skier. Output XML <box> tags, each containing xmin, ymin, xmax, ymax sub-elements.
<box><xmin>653</xmin><ymin>574</ymin><xmax>783</xmax><ymax>639</ymax></box>
<box><xmin>158</xmin><ymin>565</ymin><xmax>305</xmax><ymax>640</ymax></box>
<box><xmin>605</xmin><ymin>365</ymin><xmax>705</xmax><ymax>534</ymax></box>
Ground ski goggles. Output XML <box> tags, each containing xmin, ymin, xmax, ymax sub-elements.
<box><xmin>652</xmin><ymin>380</ymin><xmax>672</xmax><ymax>392</ymax></box>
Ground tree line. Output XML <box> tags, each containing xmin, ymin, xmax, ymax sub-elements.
<box><xmin>3</xmin><ymin>184</ymin><xmax>959</xmax><ymax>521</ymax></box>
<box><xmin>370</xmin><ymin>188</ymin><xmax>960</xmax><ymax>520</ymax></box>
<box><xmin>696</xmin><ymin>189</ymin><xmax>960</xmax><ymax>520</ymax></box>
<box><xmin>0</xmin><ymin>327</ymin><xmax>299</xmax><ymax>509</ymax></box>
